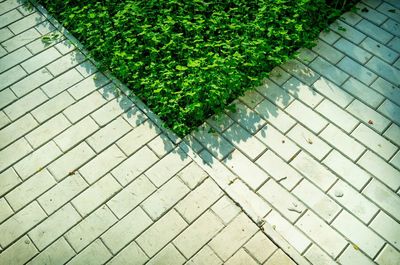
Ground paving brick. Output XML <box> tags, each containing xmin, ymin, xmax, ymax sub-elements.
<box><xmin>9</xmin><ymin>12</ymin><xmax>46</xmax><ymax>35</ymax></box>
<box><xmin>227</xmin><ymin>103</ymin><xmax>265</xmax><ymax>134</ymax></box>
<box><xmin>260</xmin><ymin>179</ymin><xmax>306</xmax><ymax>221</ymax></box>
<box><xmin>362</xmin><ymin>0</ymin><xmax>383</xmax><ymax>9</ymax></box>
<box><xmin>309</xmin><ymin>56</ymin><xmax>349</xmax><ymax>86</ymax></box>
<box><xmin>381</xmin><ymin>19</ymin><xmax>400</xmax><ymax>37</ymax></box>
<box><xmin>226</xmin><ymin>248</ymin><xmax>258</xmax><ymax>265</ymax></box>
<box><xmin>287</xmin><ymin>125</ymin><xmax>332</xmax><ymax>161</ymax></box>
<box><xmin>0</xmin><ymin>27</ymin><xmax>13</xmax><ymax>42</ymax></box>
<box><xmin>238</xmin><ymin>89</ymin><xmax>265</xmax><ymax>109</ymax></box>
<box><xmin>47</xmin><ymin>51</ymin><xmax>86</xmax><ymax>76</ymax></box>
<box><xmin>25</xmin><ymin>32</ymin><xmax>64</xmax><ymax>55</ymax></box>
<box><xmin>352</xmin><ymin>124</ymin><xmax>397</xmax><ymax>160</ymax></box>
<box><xmin>356</xmin><ymin>19</ymin><xmax>393</xmax><ymax>43</ymax></box>
<box><xmin>372</xmin><ymin>211</ymin><xmax>400</xmax><ymax>252</ymax></box>
<box><xmin>0</xmin><ymin>47</ymin><xmax>31</xmax><ymax>73</ymax></box>
<box><xmin>145</xmin><ymin>147</ymin><xmax>191</xmax><ymax>187</ymax></box>
<box><xmin>10</xmin><ymin>68</ymin><xmax>52</xmax><ymax>98</ymax></box>
<box><xmin>6</xmin><ymin>169</ymin><xmax>55</xmax><ymax>211</ymax></box>
<box><xmin>294</xmin><ymin>179</ymin><xmax>341</xmax><ymax>222</ymax></box>
<box><xmin>32</xmin><ymin>91</ymin><xmax>75</xmax><ymax>123</ymax></box>
<box><xmin>391</xmin><ymin>151</ymin><xmax>400</xmax><ymax>170</ymax></box>
<box><xmin>267</xmin><ymin>66</ymin><xmax>292</xmax><ymax>86</ymax></box>
<box><xmin>256</xmin><ymin>150</ymin><xmax>302</xmax><ymax>191</ymax></box>
<box><xmin>338</xmin><ymin>245</ymin><xmax>375</xmax><ymax>265</ymax></box>
<box><xmin>0</xmin><ymin>9</ymin><xmax>23</xmax><ymax>29</ymax></box>
<box><xmin>280</xmin><ymin>59</ymin><xmax>320</xmax><ymax>85</ymax></box>
<box><xmin>67</xmin><ymin>72</ymin><xmax>108</xmax><ymax>100</ymax></box>
<box><xmin>0</xmin><ymin>135</ymin><xmax>32</xmax><ymax>171</ymax></box>
<box><xmin>291</xmin><ymin>151</ymin><xmax>336</xmax><ymax>191</ymax></box>
<box><xmin>333</xmin><ymin>210</ymin><xmax>385</xmax><ymax>258</ymax></box>
<box><xmin>340</xmin><ymin>10</ymin><xmax>363</xmax><ymax>25</ymax></box>
<box><xmin>319</xmin><ymin>29</ymin><xmax>341</xmax><ymax>44</ymax></box>
<box><xmin>117</xmin><ymin>121</ymin><xmax>160</xmax><ymax>156</ymax></box>
<box><xmin>316</xmin><ymin>99</ymin><xmax>358</xmax><ymax>133</ymax></box>
<box><xmin>375</xmin><ymin>244</ymin><xmax>400</xmax><ymax>265</ymax></box>
<box><xmin>321</xmin><ymin>124</ymin><xmax>365</xmax><ymax>161</ymax></box>
<box><xmin>323</xmin><ymin>150</ymin><xmax>371</xmax><ymax>191</ymax></box>
<box><xmin>26</xmin><ymin>114</ymin><xmax>70</xmax><ymax>148</ymax></box>
<box><xmin>0</xmin><ymin>201</ymin><xmax>46</xmax><ymax>248</ymax></box>
<box><xmin>54</xmin><ymin>116</ymin><xmax>99</xmax><ymax>152</ymax></box>
<box><xmin>360</xmin><ymin>37</ymin><xmax>398</xmax><ymax>64</ymax></box>
<box><xmin>0</xmin><ymin>198</ymin><xmax>13</xmax><ymax>223</ymax></box>
<box><xmin>174</xmin><ymin>211</ymin><xmax>223</xmax><ymax>258</ymax></box>
<box><xmin>106</xmin><ymin>241</ymin><xmax>148</xmax><ymax>265</ymax></box>
<box><xmin>175</xmin><ymin>178</ymin><xmax>222</xmax><ymax>223</ymax></box>
<box><xmin>312</xmin><ymin>39</ymin><xmax>344</xmax><ymax>64</ymax></box>
<box><xmin>142</xmin><ymin>177</ymin><xmax>189</xmax><ymax>220</ymax></box>
<box><xmin>370</xmin><ymin>77</ymin><xmax>400</xmax><ymax>106</ymax></box>
<box><xmin>256</xmin><ymin>79</ymin><xmax>294</xmax><ymax>109</ymax></box>
<box><xmin>41</xmin><ymin>69</ymin><xmax>83</xmax><ymax>98</ymax></box>
<box><xmin>358</xmin><ymin>150</ymin><xmax>400</xmax><ymax>190</ymax></box>
<box><xmin>79</xmin><ymin>144</ymin><xmax>126</xmax><ymax>184</ymax></box>
<box><xmin>388</xmin><ymin>36</ymin><xmax>400</xmax><ymax>53</ymax></box>
<box><xmin>223</xmin><ymin>149</ymin><xmax>269</xmax><ymax>190</ymax></box>
<box><xmin>26</xmin><ymin>238</ymin><xmax>75</xmax><ymax>265</ymax></box>
<box><xmin>334</xmin><ymin>38</ymin><xmax>372</xmax><ymax>64</ymax></box>
<box><xmin>330</xmin><ymin>180</ymin><xmax>379</xmax><ymax>223</ymax></box>
<box><xmin>209</xmin><ymin>213</ymin><xmax>258</xmax><ymax>261</ymax></box>
<box><xmin>347</xmin><ymin>100</ymin><xmax>390</xmax><ymax>133</ymax></box>
<box><xmin>357</xmin><ymin>2</ymin><xmax>388</xmax><ymax>24</ymax></box>
<box><xmin>4</xmin><ymin>88</ymin><xmax>48</xmax><ymax>121</ymax></box>
<box><xmin>38</xmin><ymin>173</ymin><xmax>88</xmax><ymax>215</ymax></box>
<box><xmin>377</xmin><ymin>2</ymin><xmax>400</xmax><ymax>21</ymax></box>
<box><xmin>107</xmin><ymin>175</ymin><xmax>155</xmax><ymax>219</ymax></box>
<box><xmin>0</xmin><ymin>111</ymin><xmax>11</xmax><ymax>130</ymax></box>
<box><xmin>87</xmin><ymin>118</ymin><xmax>131</xmax><ymax>153</ymax></box>
<box><xmin>378</xmin><ymin>99</ymin><xmax>400</xmax><ymax>125</ymax></box>
<box><xmin>3</xmin><ymin>28</ymin><xmax>41</xmax><ymax>53</ymax></box>
<box><xmin>363</xmin><ymin>179</ymin><xmax>400</xmax><ymax>221</ymax></box>
<box><xmin>314</xmin><ymin>78</ymin><xmax>354</xmax><ymax>108</ymax></box>
<box><xmin>304</xmin><ymin>244</ymin><xmax>337</xmax><ymax>265</ymax></box>
<box><xmin>0</xmin><ymin>114</ymin><xmax>37</xmax><ymax>150</ymax></box>
<box><xmin>254</xmin><ymin>99</ymin><xmax>296</xmax><ymax>133</ymax></box>
<box><xmin>148</xmin><ymin>244</ymin><xmax>186</xmax><ymax>265</ymax></box>
<box><xmin>65</xmin><ymin>205</ymin><xmax>117</xmax><ymax>252</ymax></box>
<box><xmin>186</xmin><ymin>245</ymin><xmax>222</xmax><ymax>265</ymax></box>
<box><xmin>342</xmin><ymin>77</ymin><xmax>384</xmax><ymax>108</ymax></box>
<box><xmin>53</xmin><ymin>39</ymin><xmax>76</xmax><ymax>55</ymax></box>
<box><xmin>72</xmin><ymin>174</ymin><xmax>121</xmax><ymax>217</ymax></box>
<box><xmin>227</xmin><ymin>180</ymin><xmax>271</xmax><ymax>221</ymax></box>
<box><xmin>0</xmin><ymin>236</ymin><xmax>38</xmax><ymax>265</ymax></box>
<box><xmin>0</xmin><ymin>168</ymin><xmax>20</xmax><ymax>197</ymax></box>
<box><xmin>0</xmin><ymin>88</ymin><xmax>17</xmax><ymax>110</ymax></box>
<box><xmin>14</xmin><ymin>141</ymin><xmax>62</xmax><ymax>180</ymax></box>
<box><xmin>47</xmin><ymin>142</ymin><xmax>96</xmax><ymax>181</ymax></box>
<box><xmin>176</xmin><ymin>162</ymin><xmax>208</xmax><ymax>190</ymax></box>
<box><xmin>265</xmin><ymin>249</ymin><xmax>295</xmax><ymax>265</ymax></box>
<box><xmin>282</xmin><ymin>77</ymin><xmax>323</xmax><ymax>108</ymax></box>
<box><xmin>136</xmin><ymin>209</ymin><xmax>187</xmax><ymax>257</ymax></box>
<box><xmin>337</xmin><ymin>56</ymin><xmax>378</xmax><ymax>85</ymax></box>
<box><xmin>67</xmin><ymin>239</ymin><xmax>112</xmax><ymax>265</ymax></box>
<box><xmin>91</xmin><ymin>96</ymin><xmax>140</xmax><ymax>126</ymax></box>
<box><xmin>111</xmin><ymin>146</ymin><xmax>158</xmax><ymax>186</ymax></box>
<box><xmin>29</xmin><ymin>203</ymin><xmax>81</xmax><ymax>250</ymax></box>
<box><xmin>211</xmin><ymin>196</ymin><xmax>241</xmax><ymax>225</ymax></box>
<box><xmin>0</xmin><ymin>65</ymin><xmax>27</xmax><ymax>91</ymax></box>
<box><xmin>296</xmin><ymin>48</ymin><xmax>318</xmax><ymax>65</ymax></box>
<box><xmin>366</xmin><ymin>56</ymin><xmax>400</xmax><ymax>85</ymax></box>
<box><xmin>0</xmin><ymin>0</ymin><xmax>23</xmax><ymax>15</ymax></box>
<box><xmin>244</xmin><ymin>232</ymin><xmax>277</xmax><ymax>263</ymax></box>
<box><xmin>287</xmin><ymin>100</ymin><xmax>328</xmax><ymax>134</ymax></box>
<box><xmin>101</xmin><ymin>207</ymin><xmax>152</xmax><ymax>254</ymax></box>
<box><xmin>21</xmin><ymin>47</ymin><xmax>61</xmax><ymax>74</ymax></box>
<box><xmin>296</xmin><ymin>211</ymin><xmax>347</xmax><ymax>258</ymax></box>
<box><xmin>384</xmin><ymin>123</ymin><xmax>400</xmax><ymax>146</ymax></box>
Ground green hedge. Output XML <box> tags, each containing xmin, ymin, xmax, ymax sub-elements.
<box><xmin>37</xmin><ymin>0</ymin><xmax>356</xmax><ymax>136</ymax></box>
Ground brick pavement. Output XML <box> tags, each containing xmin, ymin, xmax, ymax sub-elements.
<box><xmin>0</xmin><ymin>0</ymin><xmax>400</xmax><ymax>264</ymax></box>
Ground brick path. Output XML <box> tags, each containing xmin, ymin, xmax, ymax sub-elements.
<box><xmin>0</xmin><ymin>0</ymin><xmax>399</xmax><ymax>264</ymax></box>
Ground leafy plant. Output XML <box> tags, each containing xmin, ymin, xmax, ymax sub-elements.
<box><xmin>36</xmin><ymin>0</ymin><xmax>356</xmax><ymax>136</ymax></box>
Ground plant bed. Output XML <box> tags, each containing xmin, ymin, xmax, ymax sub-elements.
<box><xmin>37</xmin><ymin>0</ymin><xmax>356</xmax><ymax>136</ymax></box>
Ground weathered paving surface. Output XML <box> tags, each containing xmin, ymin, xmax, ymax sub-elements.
<box><xmin>0</xmin><ymin>0</ymin><xmax>399</xmax><ymax>264</ymax></box>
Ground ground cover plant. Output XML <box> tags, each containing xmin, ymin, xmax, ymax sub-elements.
<box><xmin>37</xmin><ymin>0</ymin><xmax>356</xmax><ymax>136</ymax></box>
